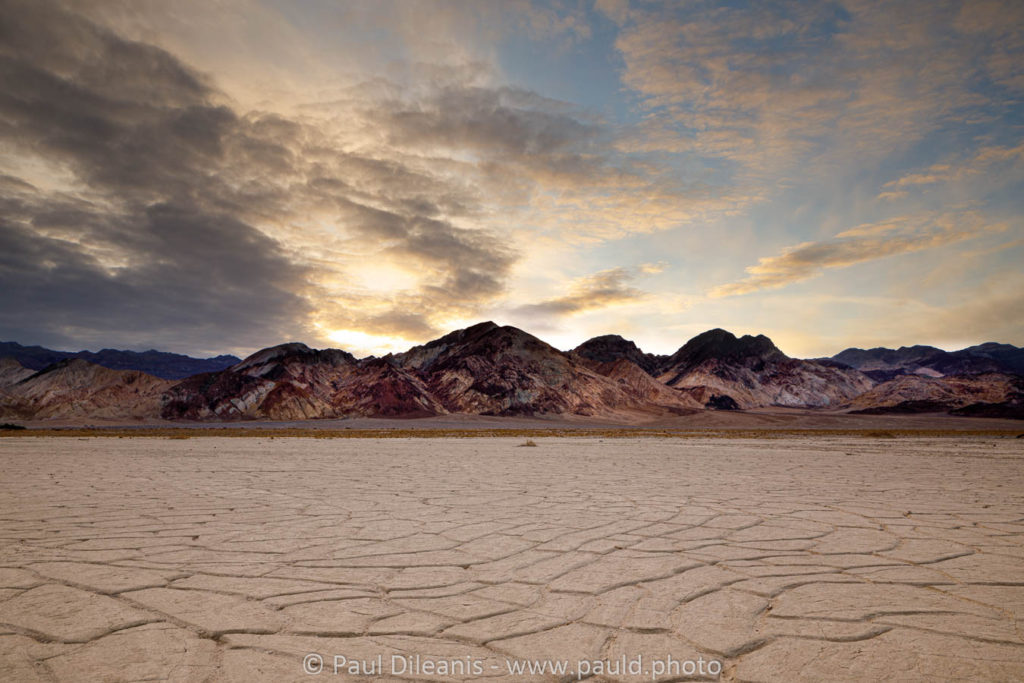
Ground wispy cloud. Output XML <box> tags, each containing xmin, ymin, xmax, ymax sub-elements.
<box><xmin>710</xmin><ymin>212</ymin><xmax>1004</xmax><ymax>298</ymax></box>
<box><xmin>879</xmin><ymin>143</ymin><xmax>1024</xmax><ymax>197</ymax></box>
<box><xmin>609</xmin><ymin>0</ymin><xmax>1024</xmax><ymax>182</ymax></box>
<box><xmin>511</xmin><ymin>267</ymin><xmax>647</xmax><ymax>317</ymax></box>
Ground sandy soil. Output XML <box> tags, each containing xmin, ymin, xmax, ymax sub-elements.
<box><xmin>0</xmin><ymin>436</ymin><xmax>1022</xmax><ymax>681</ymax></box>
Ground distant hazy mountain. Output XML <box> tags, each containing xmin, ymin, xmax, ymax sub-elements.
<box><xmin>1</xmin><ymin>324</ymin><xmax>1021</xmax><ymax>422</ymax></box>
<box><xmin>829</xmin><ymin>342</ymin><xmax>1024</xmax><ymax>380</ymax></box>
<box><xmin>831</xmin><ymin>345</ymin><xmax>945</xmax><ymax>378</ymax></box>
<box><xmin>0</xmin><ymin>341</ymin><xmax>240</xmax><ymax>379</ymax></box>
<box><xmin>959</xmin><ymin>343</ymin><xmax>1024</xmax><ymax>375</ymax></box>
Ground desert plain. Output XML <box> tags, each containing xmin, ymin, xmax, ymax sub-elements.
<box><xmin>1</xmin><ymin>430</ymin><xmax>1023</xmax><ymax>682</ymax></box>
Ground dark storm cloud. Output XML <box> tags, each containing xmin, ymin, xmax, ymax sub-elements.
<box><xmin>0</xmin><ymin>0</ymin><xmax>308</xmax><ymax>352</ymax></box>
<box><xmin>397</xmin><ymin>217</ymin><xmax>514</xmax><ymax>299</ymax></box>
<box><xmin>0</xmin><ymin>193</ymin><xmax>308</xmax><ymax>353</ymax></box>
<box><xmin>0</xmin><ymin>0</ymin><xmax>230</xmax><ymax>200</ymax></box>
<box><xmin>0</xmin><ymin>0</ymin><xmax>537</xmax><ymax>352</ymax></box>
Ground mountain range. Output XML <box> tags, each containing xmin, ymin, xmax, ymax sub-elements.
<box><xmin>828</xmin><ymin>343</ymin><xmax>1024</xmax><ymax>380</ymax></box>
<box><xmin>1</xmin><ymin>323</ymin><xmax>1021</xmax><ymax>422</ymax></box>
<box><xmin>0</xmin><ymin>341</ymin><xmax>239</xmax><ymax>379</ymax></box>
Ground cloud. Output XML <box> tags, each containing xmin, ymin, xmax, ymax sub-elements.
<box><xmin>877</xmin><ymin>191</ymin><xmax>908</xmax><ymax>201</ymax></box>
<box><xmin>879</xmin><ymin>143</ymin><xmax>1024</xmax><ymax>196</ymax></box>
<box><xmin>594</xmin><ymin>0</ymin><xmax>630</xmax><ymax>26</ymax></box>
<box><xmin>638</xmin><ymin>262</ymin><xmax>667</xmax><ymax>275</ymax></box>
<box><xmin>0</xmin><ymin>199</ymin><xmax>309</xmax><ymax>354</ymax></box>
<box><xmin>381</xmin><ymin>86</ymin><xmax>597</xmax><ymax>158</ymax></box>
<box><xmin>709</xmin><ymin>212</ymin><xmax>1003</xmax><ymax>298</ymax></box>
<box><xmin>2</xmin><ymin>0</ymin><xmax>795</xmax><ymax>358</ymax></box>
<box><xmin>608</xmin><ymin>0</ymin><xmax>1023</xmax><ymax>183</ymax></box>
<box><xmin>2</xmin><ymin>0</ymin><xmax>1020</xmax><ymax>357</ymax></box>
<box><xmin>511</xmin><ymin>267</ymin><xmax>646</xmax><ymax>317</ymax></box>
<box><xmin>954</xmin><ymin>0</ymin><xmax>1024</xmax><ymax>91</ymax></box>
<box><xmin>0</xmin><ymin>0</ymin><xmax>585</xmax><ymax>352</ymax></box>
<box><xmin>884</xmin><ymin>165</ymin><xmax>956</xmax><ymax>188</ymax></box>
<box><xmin>0</xmin><ymin>0</ymin><xmax>312</xmax><ymax>353</ymax></box>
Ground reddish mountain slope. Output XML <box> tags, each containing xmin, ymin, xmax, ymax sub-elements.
<box><xmin>3</xmin><ymin>324</ymin><xmax>1019</xmax><ymax>422</ymax></box>
<box><xmin>0</xmin><ymin>357</ymin><xmax>34</xmax><ymax>388</ymax></box>
<box><xmin>571</xmin><ymin>335</ymin><xmax>666</xmax><ymax>375</ymax></box>
<box><xmin>656</xmin><ymin>329</ymin><xmax>875</xmax><ymax>409</ymax></box>
<box><xmin>161</xmin><ymin>343</ymin><xmax>442</xmax><ymax>420</ymax></box>
<box><xmin>846</xmin><ymin>373</ymin><xmax>1023</xmax><ymax>416</ymax></box>
<box><xmin>394</xmin><ymin>322</ymin><xmax>698</xmax><ymax>417</ymax></box>
<box><xmin>0</xmin><ymin>359</ymin><xmax>172</xmax><ymax>419</ymax></box>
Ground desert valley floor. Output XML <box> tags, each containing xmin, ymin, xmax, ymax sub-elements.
<box><xmin>1</xmin><ymin>434</ymin><xmax>1023</xmax><ymax>681</ymax></box>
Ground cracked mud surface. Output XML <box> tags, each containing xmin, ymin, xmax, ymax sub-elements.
<box><xmin>1</xmin><ymin>436</ymin><xmax>1022</xmax><ymax>681</ymax></box>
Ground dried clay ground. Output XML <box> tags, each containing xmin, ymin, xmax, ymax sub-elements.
<box><xmin>1</xmin><ymin>433</ymin><xmax>1023</xmax><ymax>681</ymax></box>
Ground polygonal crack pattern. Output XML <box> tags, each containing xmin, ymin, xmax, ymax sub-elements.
<box><xmin>0</xmin><ymin>436</ymin><xmax>1022</xmax><ymax>681</ymax></box>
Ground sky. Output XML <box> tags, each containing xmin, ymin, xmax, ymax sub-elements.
<box><xmin>0</xmin><ymin>0</ymin><xmax>1021</xmax><ymax>360</ymax></box>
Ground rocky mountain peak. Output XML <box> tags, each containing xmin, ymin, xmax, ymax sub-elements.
<box><xmin>233</xmin><ymin>342</ymin><xmax>313</xmax><ymax>370</ymax></box>
<box><xmin>668</xmin><ymin>329</ymin><xmax>783</xmax><ymax>369</ymax></box>
<box><xmin>419</xmin><ymin>321</ymin><xmax>500</xmax><ymax>349</ymax></box>
<box><xmin>232</xmin><ymin>343</ymin><xmax>355</xmax><ymax>374</ymax></box>
<box><xmin>572</xmin><ymin>334</ymin><xmax>664</xmax><ymax>375</ymax></box>
<box><xmin>3</xmin><ymin>323</ymin><xmax>1019</xmax><ymax>422</ymax></box>
<box><xmin>395</xmin><ymin>322</ymin><xmax>550</xmax><ymax>371</ymax></box>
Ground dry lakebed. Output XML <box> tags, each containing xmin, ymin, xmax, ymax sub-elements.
<box><xmin>0</xmin><ymin>433</ymin><xmax>1022</xmax><ymax>681</ymax></box>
